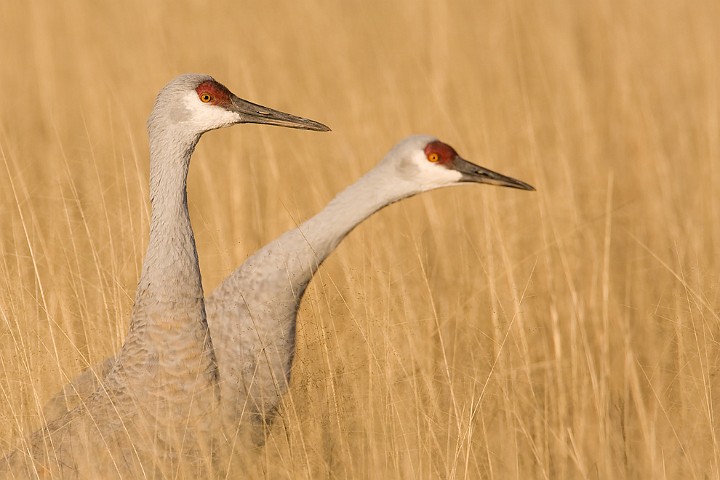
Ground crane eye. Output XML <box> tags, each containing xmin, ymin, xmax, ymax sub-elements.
<box><xmin>200</xmin><ymin>93</ymin><xmax>213</xmax><ymax>103</ymax></box>
<box><xmin>428</xmin><ymin>153</ymin><xmax>440</xmax><ymax>162</ymax></box>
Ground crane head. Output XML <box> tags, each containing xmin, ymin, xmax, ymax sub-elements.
<box><xmin>386</xmin><ymin>135</ymin><xmax>535</xmax><ymax>192</ymax></box>
<box><xmin>151</xmin><ymin>74</ymin><xmax>330</xmax><ymax>135</ymax></box>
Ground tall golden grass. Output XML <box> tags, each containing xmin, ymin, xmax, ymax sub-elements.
<box><xmin>0</xmin><ymin>0</ymin><xmax>718</xmax><ymax>477</ymax></box>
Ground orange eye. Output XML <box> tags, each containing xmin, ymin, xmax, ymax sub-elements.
<box><xmin>428</xmin><ymin>153</ymin><xmax>440</xmax><ymax>162</ymax></box>
<box><xmin>200</xmin><ymin>93</ymin><xmax>212</xmax><ymax>103</ymax></box>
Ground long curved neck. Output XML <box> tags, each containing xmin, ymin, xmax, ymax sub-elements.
<box><xmin>215</xmin><ymin>163</ymin><xmax>418</xmax><ymax>307</ymax></box>
<box><xmin>208</xmin><ymin>164</ymin><xmax>417</xmax><ymax>428</ymax></box>
<box><xmin>115</xmin><ymin>125</ymin><xmax>215</xmax><ymax>383</ymax></box>
<box><xmin>294</xmin><ymin>165</ymin><xmax>414</xmax><ymax>271</ymax></box>
<box><xmin>207</xmin><ymin>162</ymin><xmax>418</xmax><ymax>428</ymax></box>
<box><xmin>140</xmin><ymin>131</ymin><xmax>201</xmax><ymax>303</ymax></box>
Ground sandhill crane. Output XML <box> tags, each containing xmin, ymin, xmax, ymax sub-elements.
<box><xmin>44</xmin><ymin>135</ymin><xmax>533</xmax><ymax>447</ymax></box>
<box><xmin>0</xmin><ymin>74</ymin><xmax>329</xmax><ymax>478</ymax></box>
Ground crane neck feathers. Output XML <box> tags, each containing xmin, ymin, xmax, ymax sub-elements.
<box><xmin>245</xmin><ymin>163</ymin><xmax>423</xmax><ymax>290</ymax></box>
<box><xmin>113</xmin><ymin>111</ymin><xmax>212</xmax><ymax>379</ymax></box>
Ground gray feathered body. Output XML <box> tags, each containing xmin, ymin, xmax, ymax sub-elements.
<box><xmin>0</xmin><ymin>75</ymin><xmax>222</xmax><ymax>478</ymax></box>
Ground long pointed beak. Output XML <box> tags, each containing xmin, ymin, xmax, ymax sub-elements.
<box><xmin>453</xmin><ymin>156</ymin><xmax>535</xmax><ymax>191</ymax></box>
<box><xmin>230</xmin><ymin>94</ymin><xmax>330</xmax><ymax>131</ymax></box>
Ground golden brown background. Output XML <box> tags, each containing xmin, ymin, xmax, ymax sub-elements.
<box><xmin>1</xmin><ymin>0</ymin><xmax>718</xmax><ymax>477</ymax></box>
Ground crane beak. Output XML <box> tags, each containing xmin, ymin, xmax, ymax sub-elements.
<box><xmin>453</xmin><ymin>156</ymin><xmax>535</xmax><ymax>191</ymax></box>
<box><xmin>229</xmin><ymin>95</ymin><xmax>330</xmax><ymax>132</ymax></box>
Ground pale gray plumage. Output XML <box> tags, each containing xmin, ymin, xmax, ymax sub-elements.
<box><xmin>43</xmin><ymin>135</ymin><xmax>534</xmax><ymax>446</ymax></box>
<box><xmin>0</xmin><ymin>73</ymin><xmax>328</xmax><ymax>478</ymax></box>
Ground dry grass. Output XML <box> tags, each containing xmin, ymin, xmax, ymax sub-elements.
<box><xmin>0</xmin><ymin>0</ymin><xmax>718</xmax><ymax>477</ymax></box>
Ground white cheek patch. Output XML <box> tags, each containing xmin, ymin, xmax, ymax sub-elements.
<box><xmin>181</xmin><ymin>92</ymin><xmax>239</xmax><ymax>130</ymax></box>
<box><xmin>412</xmin><ymin>152</ymin><xmax>463</xmax><ymax>189</ymax></box>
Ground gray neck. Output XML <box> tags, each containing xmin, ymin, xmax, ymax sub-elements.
<box><xmin>207</xmin><ymin>162</ymin><xmax>418</xmax><ymax>426</ymax></box>
<box><xmin>213</xmin><ymin>163</ymin><xmax>419</xmax><ymax>308</ymax></box>
<box><xmin>266</xmin><ymin>164</ymin><xmax>419</xmax><ymax>293</ymax></box>
<box><xmin>115</xmin><ymin>126</ymin><xmax>213</xmax><ymax>375</ymax></box>
<box><xmin>140</xmin><ymin>130</ymin><xmax>201</xmax><ymax>302</ymax></box>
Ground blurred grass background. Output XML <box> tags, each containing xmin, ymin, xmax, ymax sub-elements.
<box><xmin>0</xmin><ymin>0</ymin><xmax>718</xmax><ymax>477</ymax></box>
